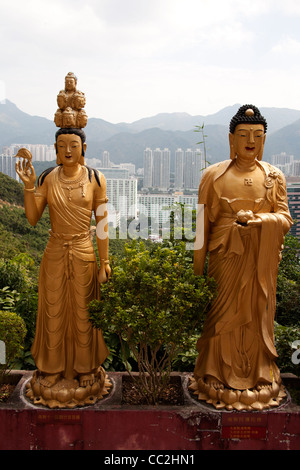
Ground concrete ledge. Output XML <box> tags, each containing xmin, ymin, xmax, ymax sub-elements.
<box><xmin>0</xmin><ymin>371</ymin><xmax>299</xmax><ymax>450</ymax></box>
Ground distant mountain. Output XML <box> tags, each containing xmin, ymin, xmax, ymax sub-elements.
<box><xmin>117</xmin><ymin>105</ymin><xmax>300</xmax><ymax>135</ymax></box>
<box><xmin>262</xmin><ymin>118</ymin><xmax>300</xmax><ymax>160</ymax></box>
<box><xmin>0</xmin><ymin>100</ymin><xmax>55</xmax><ymax>146</ymax></box>
<box><xmin>1</xmin><ymin>100</ymin><xmax>300</xmax><ymax>168</ymax></box>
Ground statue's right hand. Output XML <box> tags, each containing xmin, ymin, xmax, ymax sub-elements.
<box><xmin>15</xmin><ymin>150</ymin><xmax>36</xmax><ymax>188</ymax></box>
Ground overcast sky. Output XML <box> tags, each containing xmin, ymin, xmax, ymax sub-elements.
<box><xmin>1</xmin><ymin>0</ymin><xmax>300</xmax><ymax>123</ymax></box>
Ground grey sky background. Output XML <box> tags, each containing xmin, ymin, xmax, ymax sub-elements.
<box><xmin>1</xmin><ymin>0</ymin><xmax>300</xmax><ymax>123</ymax></box>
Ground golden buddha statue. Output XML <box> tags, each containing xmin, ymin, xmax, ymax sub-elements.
<box><xmin>190</xmin><ymin>105</ymin><xmax>293</xmax><ymax>411</ymax></box>
<box><xmin>15</xmin><ymin>74</ymin><xmax>111</xmax><ymax>408</ymax></box>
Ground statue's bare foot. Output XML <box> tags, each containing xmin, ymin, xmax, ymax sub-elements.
<box><xmin>205</xmin><ymin>375</ymin><xmax>224</xmax><ymax>390</ymax></box>
<box><xmin>256</xmin><ymin>381</ymin><xmax>272</xmax><ymax>391</ymax></box>
<box><xmin>39</xmin><ymin>373</ymin><xmax>61</xmax><ymax>388</ymax></box>
<box><xmin>79</xmin><ymin>373</ymin><xmax>96</xmax><ymax>387</ymax></box>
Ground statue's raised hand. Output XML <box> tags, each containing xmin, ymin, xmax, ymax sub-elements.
<box><xmin>14</xmin><ymin>148</ymin><xmax>36</xmax><ymax>189</ymax></box>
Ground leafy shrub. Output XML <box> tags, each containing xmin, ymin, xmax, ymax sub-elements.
<box><xmin>0</xmin><ymin>310</ymin><xmax>27</xmax><ymax>381</ymax></box>
<box><xmin>171</xmin><ymin>334</ymin><xmax>199</xmax><ymax>372</ymax></box>
<box><xmin>276</xmin><ymin>235</ymin><xmax>300</xmax><ymax>327</ymax></box>
<box><xmin>0</xmin><ymin>287</ymin><xmax>20</xmax><ymax>311</ymax></box>
<box><xmin>0</xmin><ymin>258</ymin><xmax>28</xmax><ymax>292</ymax></box>
<box><xmin>89</xmin><ymin>240</ymin><xmax>216</xmax><ymax>405</ymax></box>
<box><xmin>274</xmin><ymin>322</ymin><xmax>300</xmax><ymax>377</ymax></box>
<box><xmin>13</xmin><ymin>288</ymin><xmax>38</xmax><ymax>370</ymax></box>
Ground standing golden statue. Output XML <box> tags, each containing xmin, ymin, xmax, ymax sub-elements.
<box><xmin>190</xmin><ymin>105</ymin><xmax>293</xmax><ymax>411</ymax></box>
<box><xmin>15</xmin><ymin>73</ymin><xmax>111</xmax><ymax>408</ymax></box>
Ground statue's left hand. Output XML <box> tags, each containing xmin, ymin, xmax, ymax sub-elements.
<box><xmin>98</xmin><ymin>263</ymin><xmax>111</xmax><ymax>284</ymax></box>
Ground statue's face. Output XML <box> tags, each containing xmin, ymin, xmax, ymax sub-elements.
<box><xmin>57</xmin><ymin>94</ymin><xmax>66</xmax><ymax>109</ymax></box>
<box><xmin>62</xmin><ymin>112</ymin><xmax>76</xmax><ymax>128</ymax></box>
<box><xmin>74</xmin><ymin>95</ymin><xmax>85</xmax><ymax>109</ymax></box>
<box><xmin>65</xmin><ymin>77</ymin><xmax>76</xmax><ymax>92</ymax></box>
<box><xmin>55</xmin><ymin>134</ymin><xmax>86</xmax><ymax>167</ymax></box>
<box><xmin>230</xmin><ymin>123</ymin><xmax>265</xmax><ymax>160</ymax></box>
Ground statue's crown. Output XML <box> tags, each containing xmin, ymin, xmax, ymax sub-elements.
<box><xmin>65</xmin><ymin>72</ymin><xmax>77</xmax><ymax>83</ymax></box>
<box><xmin>54</xmin><ymin>72</ymin><xmax>87</xmax><ymax>129</ymax></box>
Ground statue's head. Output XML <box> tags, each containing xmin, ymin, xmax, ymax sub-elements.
<box><xmin>72</xmin><ymin>91</ymin><xmax>86</xmax><ymax>110</ymax></box>
<box><xmin>57</xmin><ymin>90</ymin><xmax>67</xmax><ymax>109</ymax></box>
<box><xmin>55</xmin><ymin>128</ymin><xmax>86</xmax><ymax>166</ymax></box>
<box><xmin>62</xmin><ymin>107</ymin><xmax>76</xmax><ymax>128</ymax></box>
<box><xmin>229</xmin><ymin>105</ymin><xmax>267</xmax><ymax>161</ymax></box>
<box><xmin>65</xmin><ymin>72</ymin><xmax>77</xmax><ymax>92</ymax></box>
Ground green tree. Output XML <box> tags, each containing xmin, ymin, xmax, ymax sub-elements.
<box><xmin>0</xmin><ymin>310</ymin><xmax>27</xmax><ymax>381</ymax></box>
<box><xmin>276</xmin><ymin>234</ymin><xmax>300</xmax><ymax>327</ymax></box>
<box><xmin>89</xmin><ymin>240</ymin><xmax>216</xmax><ymax>405</ymax></box>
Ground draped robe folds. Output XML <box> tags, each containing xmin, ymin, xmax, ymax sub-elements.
<box><xmin>31</xmin><ymin>167</ymin><xmax>109</xmax><ymax>377</ymax></box>
<box><xmin>194</xmin><ymin>160</ymin><xmax>293</xmax><ymax>390</ymax></box>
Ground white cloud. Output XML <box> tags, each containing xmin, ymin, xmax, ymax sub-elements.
<box><xmin>1</xmin><ymin>0</ymin><xmax>300</xmax><ymax>122</ymax></box>
<box><xmin>272</xmin><ymin>36</ymin><xmax>300</xmax><ymax>55</ymax></box>
<box><xmin>277</xmin><ymin>0</ymin><xmax>300</xmax><ymax>15</ymax></box>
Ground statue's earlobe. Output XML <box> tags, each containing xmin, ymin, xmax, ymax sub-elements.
<box><xmin>229</xmin><ymin>133</ymin><xmax>236</xmax><ymax>160</ymax></box>
<box><xmin>79</xmin><ymin>142</ymin><xmax>87</xmax><ymax>166</ymax></box>
<box><xmin>54</xmin><ymin>142</ymin><xmax>61</xmax><ymax>165</ymax></box>
<box><xmin>257</xmin><ymin>148</ymin><xmax>263</xmax><ymax>161</ymax></box>
<box><xmin>257</xmin><ymin>134</ymin><xmax>266</xmax><ymax>161</ymax></box>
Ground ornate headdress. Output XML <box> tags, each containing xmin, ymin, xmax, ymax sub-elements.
<box><xmin>54</xmin><ymin>72</ymin><xmax>87</xmax><ymax>131</ymax></box>
<box><xmin>229</xmin><ymin>104</ymin><xmax>267</xmax><ymax>135</ymax></box>
<box><xmin>54</xmin><ymin>72</ymin><xmax>87</xmax><ymax>165</ymax></box>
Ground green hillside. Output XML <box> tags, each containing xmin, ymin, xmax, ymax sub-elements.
<box><xmin>0</xmin><ymin>172</ymin><xmax>50</xmax><ymax>264</ymax></box>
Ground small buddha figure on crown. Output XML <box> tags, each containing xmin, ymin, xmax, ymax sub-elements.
<box><xmin>54</xmin><ymin>72</ymin><xmax>87</xmax><ymax>129</ymax></box>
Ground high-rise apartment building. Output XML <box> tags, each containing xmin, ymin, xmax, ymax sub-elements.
<box><xmin>105</xmin><ymin>178</ymin><xmax>138</xmax><ymax>225</ymax></box>
<box><xmin>183</xmin><ymin>148</ymin><xmax>194</xmax><ymax>189</ymax></box>
<box><xmin>2</xmin><ymin>144</ymin><xmax>56</xmax><ymax>162</ymax></box>
<box><xmin>271</xmin><ymin>152</ymin><xmax>300</xmax><ymax>177</ymax></box>
<box><xmin>174</xmin><ymin>148</ymin><xmax>184</xmax><ymax>190</ymax></box>
<box><xmin>152</xmin><ymin>148</ymin><xmax>162</xmax><ymax>188</ymax></box>
<box><xmin>286</xmin><ymin>179</ymin><xmax>300</xmax><ymax>239</ymax></box>
<box><xmin>144</xmin><ymin>146</ymin><xmax>203</xmax><ymax>191</ymax></box>
<box><xmin>143</xmin><ymin>147</ymin><xmax>170</xmax><ymax>190</ymax></box>
<box><xmin>0</xmin><ymin>154</ymin><xmax>18</xmax><ymax>181</ymax></box>
<box><xmin>102</xmin><ymin>151</ymin><xmax>111</xmax><ymax>168</ymax></box>
<box><xmin>174</xmin><ymin>148</ymin><xmax>204</xmax><ymax>190</ymax></box>
<box><xmin>143</xmin><ymin>148</ymin><xmax>153</xmax><ymax>188</ymax></box>
<box><xmin>272</xmin><ymin>152</ymin><xmax>294</xmax><ymax>166</ymax></box>
<box><xmin>185</xmin><ymin>148</ymin><xmax>204</xmax><ymax>190</ymax></box>
<box><xmin>161</xmin><ymin>148</ymin><xmax>170</xmax><ymax>190</ymax></box>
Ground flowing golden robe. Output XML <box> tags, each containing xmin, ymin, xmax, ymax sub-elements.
<box><xmin>31</xmin><ymin>166</ymin><xmax>108</xmax><ymax>378</ymax></box>
<box><xmin>194</xmin><ymin>160</ymin><xmax>293</xmax><ymax>390</ymax></box>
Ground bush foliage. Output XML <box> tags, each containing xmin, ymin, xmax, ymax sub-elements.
<box><xmin>0</xmin><ymin>310</ymin><xmax>27</xmax><ymax>381</ymax></box>
<box><xmin>89</xmin><ymin>240</ymin><xmax>217</xmax><ymax>404</ymax></box>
